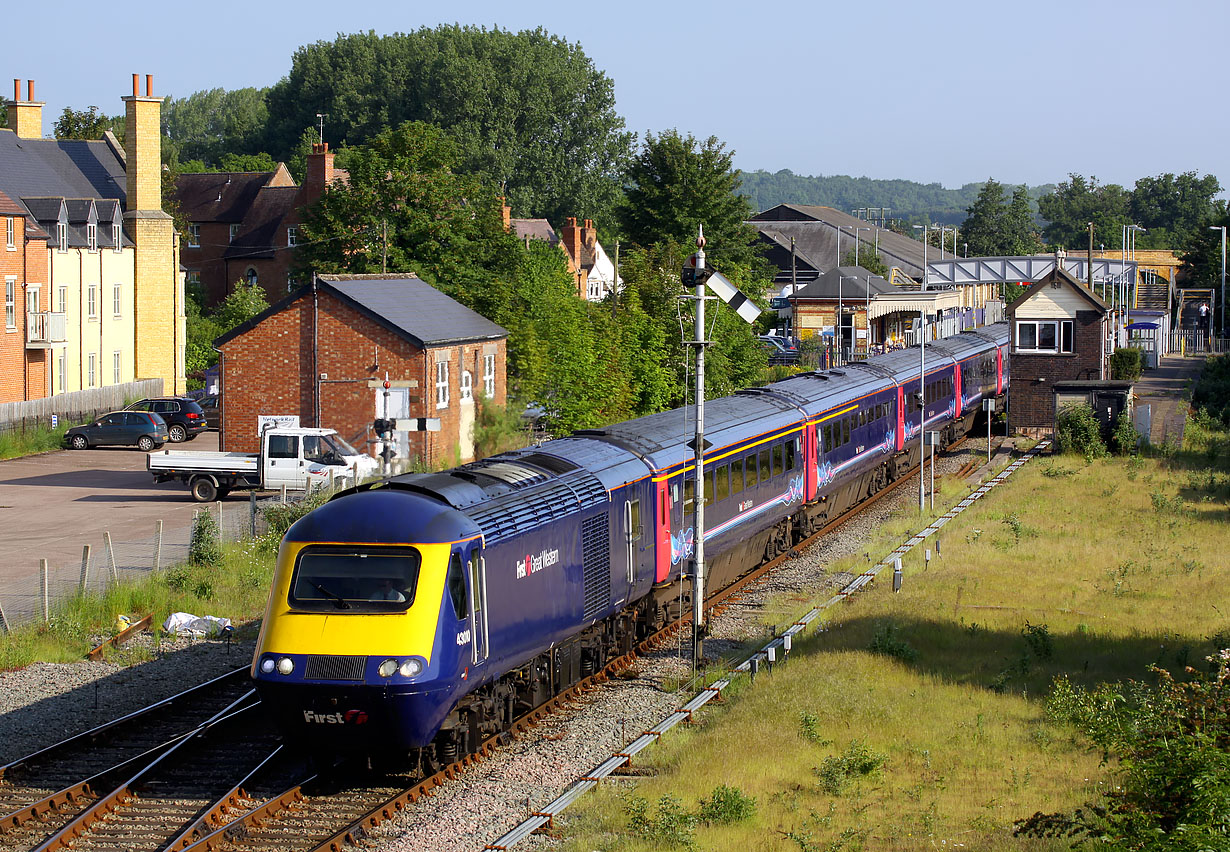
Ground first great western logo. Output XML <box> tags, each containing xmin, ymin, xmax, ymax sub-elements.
<box><xmin>515</xmin><ymin>547</ymin><xmax>560</xmax><ymax>579</ymax></box>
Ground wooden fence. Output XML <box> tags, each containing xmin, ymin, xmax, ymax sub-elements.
<box><xmin>0</xmin><ymin>379</ymin><xmax>163</xmax><ymax>433</ymax></box>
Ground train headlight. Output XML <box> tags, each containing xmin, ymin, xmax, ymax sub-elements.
<box><xmin>378</xmin><ymin>659</ymin><xmax>399</xmax><ymax>678</ymax></box>
<box><xmin>276</xmin><ymin>657</ymin><xmax>295</xmax><ymax>675</ymax></box>
<box><xmin>260</xmin><ymin>658</ymin><xmax>276</xmax><ymax>674</ymax></box>
<box><xmin>399</xmin><ymin>658</ymin><xmax>423</xmax><ymax>677</ymax></box>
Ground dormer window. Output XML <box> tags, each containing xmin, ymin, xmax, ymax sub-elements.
<box><xmin>112</xmin><ymin>223</ymin><xmax>122</xmax><ymax>252</ymax></box>
<box><xmin>188</xmin><ymin>224</ymin><xmax>200</xmax><ymax>248</ymax></box>
<box><xmin>56</xmin><ymin>222</ymin><xmax>67</xmax><ymax>253</ymax></box>
<box><xmin>287</xmin><ymin>226</ymin><xmax>298</xmax><ymax>247</ymax></box>
<box><xmin>5</xmin><ymin>217</ymin><xmax>13</xmax><ymax>250</ymax></box>
<box><xmin>87</xmin><ymin>223</ymin><xmax>98</xmax><ymax>252</ymax></box>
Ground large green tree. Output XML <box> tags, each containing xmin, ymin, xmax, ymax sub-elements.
<box><xmin>1129</xmin><ymin>171</ymin><xmax>1222</xmax><ymax>249</ymax></box>
<box><xmin>960</xmin><ymin>179</ymin><xmax>1044</xmax><ymax>256</ymax></box>
<box><xmin>53</xmin><ymin>106</ymin><xmax>123</xmax><ymax>141</ymax></box>
<box><xmin>261</xmin><ymin>27</ymin><xmax>633</xmax><ymax>225</ymax></box>
<box><xmin>162</xmin><ymin>87</ymin><xmax>270</xmax><ymax>167</ymax></box>
<box><xmin>294</xmin><ymin>121</ymin><xmax>520</xmax><ymax>300</ymax></box>
<box><xmin>1037</xmin><ymin>174</ymin><xmax>1131</xmax><ymax>251</ymax></box>
<box><xmin>619</xmin><ymin>130</ymin><xmax>762</xmax><ymax>270</ymax></box>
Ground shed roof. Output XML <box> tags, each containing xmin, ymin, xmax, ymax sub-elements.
<box><xmin>793</xmin><ymin>266</ymin><xmax>895</xmax><ymax>300</ymax></box>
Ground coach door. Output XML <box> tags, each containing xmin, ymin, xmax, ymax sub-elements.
<box><xmin>623</xmin><ymin>494</ymin><xmax>646</xmax><ymax>593</ymax></box>
<box><xmin>465</xmin><ymin>543</ymin><xmax>489</xmax><ymax>666</ymax></box>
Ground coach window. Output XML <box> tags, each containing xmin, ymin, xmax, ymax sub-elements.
<box><xmin>447</xmin><ymin>552</ymin><xmax>468</xmax><ymax>619</ymax></box>
<box><xmin>731</xmin><ymin>457</ymin><xmax>745</xmax><ymax>494</ymax></box>
<box><xmin>785</xmin><ymin>439</ymin><xmax>796</xmax><ymax>471</ymax></box>
<box><xmin>715</xmin><ymin>465</ymin><xmax>730</xmax><ymax>502</ymax></box>
<box><xmin>823</xmin><ymin>424</ymin><xmax>833</xmax><ymax>452</ymax></box>
<box><xmin>759</xmin><ymin>448</ymin><xmax>771</xmax><ymax>483</ymax></box>
<box><xmin>745</xmin><ymin>453</ymin><xmax>758</xmax><ymax>487</ymax></box>
<box><xmin>842</xmin><ymin>417</ymin><xmax>851</xmax><ymax>446</ymax></box>
<box><xmin>772</xmin><ymin>444</ymin><xmax>784</xmax><ymax>477</ymax></box>
<box><xmin>683</xmin><ymin>477</ymin><xmax>695</xmax><ymax>515</ymax></box>
<box><xmin>704</xmin><ymin>468</ymin><xmax>715</xmax><ymax>506</ymax></box>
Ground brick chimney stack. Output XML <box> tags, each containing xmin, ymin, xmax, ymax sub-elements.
<box><xmin>5</xmin><ymin>79</ymin><xmax>45</xmax><ymax>139</ymax></box>
<box><xmin>581</xmin><ymin>218</ymin><xmax>596</xmax><ymax>247</ymax></box>
<box><xmin>123</xmin><ymin>73</ymin><xmax>162</xmax><ymax>212</ymax></box>
<box><xmin>500</xmin><ymin>197</ymin><xmax>512</xmax><ymax>232</ymax></box>
<box><xmin>303</xmin><ymin>142</ymin><xmax>335</xmax><ymax>200</ymax></box>
<box><xmin>561</xmin><ymin>216</ymin><xmax>581</xmax><ymax>266</ymax></box>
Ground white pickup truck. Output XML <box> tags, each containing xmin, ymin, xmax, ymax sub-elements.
<box><xmin>148</xmin><ymin>426</ymin><xmax>380</xmax><ymax>502</ymax></box>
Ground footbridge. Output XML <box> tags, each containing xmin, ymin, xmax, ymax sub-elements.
<box><xmin>922</xmin><ymin>255</ymin><xmax>1165</xmax><ymax>312</ymax></box>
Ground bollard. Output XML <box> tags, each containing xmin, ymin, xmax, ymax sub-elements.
<box><xmin>766</xmin><ymin>645</ymin><xmax>776</xmax><ymax>672</ymax></box>
<box><xmin>280</xmin><ymin>484</ymin><xmax>287</xmax><ymax>504</ymax></box>
<box><xmin>41</xmin><ymin>559</ymin><xmax>49</xmax><ymax>623</ymax></box>
<box><xmin>79</xmin><ymin>544</ymin><xmax>92</xmax><ymax>594</ymax></box>
<box><xmin>783</xmin><ymin>634</ymin><xmax>792</xmax><ymax>657</ymax></box>
<box><xmin>924</xmin><ymin>549</ymin><xmax>931</xmax><ymax>571</ymax></box>
<box><xmin>249</xmin><ymin>491</ymin><xmax>257</xmax><ymax>537</ymax></box>
<box><xmin>936</xmin><ymin>538</ymin><xmax>941</xmax><ymax>560</ymax></box>
<box><xmin>104</xmin><ymin>531</ymin><xmax>118</xmax><ymax>584</ymax></box>
<box><xmin>153</xmin><ymin>521</ymin><xmax>163</xmax><ymax>571</ymax></box>
<box><xmin>893</xmin><ymin>557</ymin><xmax>903</xmax><ymax>593</ymax></box>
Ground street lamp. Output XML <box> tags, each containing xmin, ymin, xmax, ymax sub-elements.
<box><xmin>1210</xmin><ymin>226</ymin><xmax>1226</xmax><ymax>336</ymax></box>
<box><xmin>1127</xmin><ymin>225</ymin><xmax>1146</xmax><ymax>312</ymax></box>
<box><xmin>837</xmin><ymin>275</ymin><xmax>859</xmax><ymax>365</ymax></box>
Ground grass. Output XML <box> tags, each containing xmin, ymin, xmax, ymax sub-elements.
<box><xmin>0</xmin><ymin>529</ymin><xmax>278</xmax><ymax>670</ymax></box>
<box><xmin>553</xmin><ymin>421</ymin><xmax>1230</xmax><ymax>851</ymax></box>
<box><xmin>0</xmin><ymin>421</ymin><xmax>73</xmax><ymax>459</ymax></box>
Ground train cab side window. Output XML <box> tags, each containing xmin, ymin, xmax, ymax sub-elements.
<box><xmin>759</xmin><ymin>448</ymin><xmax>771</xmax><ymax>482</ymax></box>
<box><xmin>772</xmin><ymin>444</ymin><xmax>784</xmax><ymax>477</ymax></box>
<box><xmin>731</xmin><ymin>457</ymin><xmax>744</xmax><ymax>493</ymax></box>
<box><xmin>715</xmin><ymin>465</ymin><xmax>730</xmax><ymax>501</ymax></box>
<box><xmin>447</xmin><ymin>553</ymin><xmax>468</xmax><ymax>619</ymax></box>
<box><xmin>704</xmin><ymin>468</ymin><xmax>715</xmax><ymax>506</ymax></box>
<box><xmin>785</xmin><ymin>440</ymin><xmax>796</xmax><ymax>471</ymax></box>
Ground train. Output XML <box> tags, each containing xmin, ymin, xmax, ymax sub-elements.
<box><xmin>251</xmin><ymin>322</ymin><xmax>1010</xmax><ymax>770</ymax></box>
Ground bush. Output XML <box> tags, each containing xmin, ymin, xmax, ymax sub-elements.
<box><xmin>1055</xmin><ymin>403</ymin><xmax>1108</xmax><ymax>460</ymax></box>
<box><xmin>815</xmin><ymin>740</ymin><xmax>888</xmax><ymax>795</ymax></box>
<box><xmin>1110</xmin><ymin>347</ymin><xmax>1143</xmax><ymax>382</ymax></box>
<box><xmin>473</xmin><ymin>398</ymin><xmax>531</xmax><ymax>459</ymax></box>
<box><xmin>188</xmin><ymin>509</ymin><xmax>223</xmax><ymax>567</ymax></box>
<box><xmin>1111</xmin><ymin>409</ymin><xmax>1141</xmax><ymax>454</ymax></box>
<box><xmin>1192</xmin><ymin>352</ymin><xmax>1230</xmax><ymax>428</ymax></box>
<box><xmin>697</xmin><ymin>784</ymin><xmax>756</xmax><ymax>824</ymax></box>
<box><xmin>258</xmin><ymin>489</ymin><xmax>333</xmax><ymax>554</ymax></box>
<box><xmin>869</xmin><ymin>621</ymin><xmax>918</xmax><ymax>663</ymax></box>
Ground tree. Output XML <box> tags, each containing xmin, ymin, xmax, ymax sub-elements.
<box><xmin>959</xmin><ymin>179</ymin><xmax>1010</xmax><ymax>257</ymax></box>
<box><xmin>1130</xmin><ymin>171</ymin><xmax>1222</xmax><ymax>249</ymax></box>
<box><xmin>294</xmin><ymin>121</ymin><xmax>520</xmax><ymax>300</ymax></box>
<box><xmin>214</xmin><ymin>280</ymin><xmax>270</xmax><ymax>331</ymax></box>
<box><xmin>262</xmin><ymin>27</ymin><xmax>633</xmax><ymax>225</ymax></box>
<box><xmin>1037</xmin><ymin>174</ymin><xmax>1131</xmax><ymax>250</ymax></box>
<box><xmin>841</xmin><ymin>247</ymin><xmax>889</xmax><ymax>278</ymax></box>
<box><xmin>162</xmin><ymin>87</ymin><xmax>270</xmax><ymax>167</ymax></box>
<box><xmin>218</xmin><ymin>152</ymin><xmax>280</xmax><ymax>173</ymax></box>
<box><xmin>619</xmin><ymin>130</ymin><xmax>762</xmax><ymax>271</ymax></box>
<box><xmin>1178</xmin><ymin>207</ymin><xmax>1230</xmax><ymax>290</ymax></box>
<box><xmin>54</xmin><ymin>106</ymin><xmax>122</xmax><ymax>140</ymax></box>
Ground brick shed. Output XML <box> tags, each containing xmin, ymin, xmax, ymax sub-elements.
<box><xmin>1006</xmin><ymin>263</ymin><xmax>1110</xmax><ymax>435</ymax></box>
<box><xmin>215</xmin><ymin>273</ymin><xmax>508</xmax><ymax>466</ymax></box>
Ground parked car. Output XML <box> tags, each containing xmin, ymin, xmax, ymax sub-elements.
<box><xmin>124</xmin><ymin>397</ymin><xmax>209</xmax><ymax>442</ymax></box>
<box><xmin>759</xmin><ymin>335</ymin><xmax>800</xmax><ymax>365</ymax></box>
<box><xmin>65</xmin><ymin>411</ymin><xmax>169</xmax><ymax>451</ymax></box>
<box><xmin>196</xmin><ymin>394</ymin><xmax>221</xmax><ymax>430</ymax></box>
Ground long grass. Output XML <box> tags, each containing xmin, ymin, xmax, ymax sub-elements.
<box><xmin>554</xmin><ymin>421</ymin><xmax>1230</xmax><ymax>851</ymax></box>
<box><xmin>0</xmin><ymin>422</ymin><xmax>72</xmax><ymax>459</ymax></box>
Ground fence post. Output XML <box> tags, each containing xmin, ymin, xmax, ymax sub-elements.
<box><xmin>0</xmin><ymin>597</ymin><xmax>9</xmax><ymax>634</ymax></box>
<box><xmin>79</xmin><ymin>545</ymin><xmax>91</xmax><ymax>594</ymax></box>
<box><xmin>280</xmin><ymin>484</ymin><xmax>287</xmax><ymax>504</ymax></box>
<box><xmin>154</xmin><ymin>520</ymin><xmax>163</xmax><ymax>571</ymax></box>
<box><xmin>249</xmin><ymin>491</ymin><xmax>257</xmax><ymax>537</ymax></box>
<box><xmin>216</xmin><ymin>501</ymin><xmax>223</xmax><ymax>538</ymax></box>
<box><xmin>41</xmin><ymin>559</ymin><xmax>49</xmax><ymax>623</ymax></box>
<box><xmin>104</xmin><ymin>531</ymin><xmax>118</xmax><ymax>584</ymax></box>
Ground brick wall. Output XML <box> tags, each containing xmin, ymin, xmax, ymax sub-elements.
<box><xmin>219</xmin><ymin>288</ymin><xmax>508</xmax><ymax>463</ymax></box>
<box><xmin>0</xmin><ymin>215</ymin><xmax>51</xmax><ymax>403</ymax></box>
<box><xmin>1009</xmin><ymin>309</ymin><xmax>1106</xmax><ymax>431</ymax></box>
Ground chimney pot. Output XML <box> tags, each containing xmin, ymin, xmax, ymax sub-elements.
<box><xmin>145</xmin><ymin>74</ymin><xmax>152</xmax><ymax>97</ymax></box>
<box><xmin>566</xmin><ymin>216</ymin><xmax>577</xmax><ymax>227</ymax></box>
<box><xmin>584</xmin><ymin>219</ymin><xmax>593</xmax><ymax>229</ymax></box>
<box><xmin>132</xmin><ymin>74</ymin><xmax>139</xmax><ymax>97</ymax></box>
<box><xmin>27</xmin><ymin>80</ymin><xmax>34</xmax><ymax>102</ymax></box>
<box><xmin>12</xmin><ymin>79</ymin><xmax>19</xmax><ymax>102</ymax></box>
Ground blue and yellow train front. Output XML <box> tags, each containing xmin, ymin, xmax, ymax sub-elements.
<box><xmin>251</xmin><ymin>488</ymin><xmax>481</xmax><ymax>754</ymax></box>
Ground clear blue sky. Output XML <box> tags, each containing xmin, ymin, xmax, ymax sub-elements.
<box><xmin>8</xmin><ymin>0</ymin><xmax>1227</xmax><ymax>191</ymax></box>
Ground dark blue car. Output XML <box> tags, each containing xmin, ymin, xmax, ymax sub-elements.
<box><xmin>65</xmin><ymin>411</ymin><xmax>169</xmax><ymax>451</ymax></box>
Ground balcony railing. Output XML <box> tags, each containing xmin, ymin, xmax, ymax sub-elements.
<box><xmin>26</xmin><ymin>311</ymin><xmax>67</xmax><ymax>348</ymax></box>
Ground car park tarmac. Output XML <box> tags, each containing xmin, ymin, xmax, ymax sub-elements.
<box><xmin>0</xmin><ymin>432</ymin><xmax>223</xmax><ymax>587</ymax></box>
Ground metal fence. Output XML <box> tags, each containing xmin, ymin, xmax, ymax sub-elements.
<box><xmin>0</xmin><ymin>379</ymin><xmax>164</xmax><ymax>434</ymax></box>
<box><xmin>1169</xmin><ymin>330</ymin><xmax>1230</xmax><ymax>355</ymax></box>
<box><xmin>0</xmin><ymin>492</ymin><xmax>298</xmax><ymax>634</ymax></box>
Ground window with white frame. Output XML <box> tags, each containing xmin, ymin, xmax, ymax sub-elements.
<box><xmin>187</xmin><ymin>224</ymin><xmax>200</xmax><ymax>248</ymax></box>
<box><xmin>87</xmin><ymin>353</ymin><xmax>96</xmax><ymax>387</ymax></box>
<box><xmin>287</xmin><ymin>226</ymin><xmax>298</xmax><ymax>247</ymax></box>
<box><xmin>113</xmin><ymin>282</ymin><xmax>122</xmax><ymax>316</ymax></box>
<box><xmin>112</xmin><ymin>223</ymin><xmax>122</xmax><ymax>252</ymax></box>
<box><xmin>5</xmin><ymin>217</ymin><xmax>14</xmax><ymax>250</ymax></box>
<box><xmin>57</xmin><ymin>352</ymin><xmax>66</xmax><ymax>393</ymax></box>
<box><xmin>56</xmin><ymin>222</ymin><xmax>67</xmax><ymax>253</ymax></box>
<box><xmin>436</xmin><ymin>359</ymin><xmax>450</xmax><ymax>408</ymax></box>
<box><xmin>87</xmin><ymin>223</ymin><xmax>97</xmax><ymax>252</ymax></box>
<box><xmin>112</xmin><ymin>351</ymin><xmax>122</xmax><ymax>384</ymax></box>
<box><xmin>4</xmin><ymin>278</ymin><xmax>14</xmax><ymax>328</ymax></box>
<box><xmin>87</xmin><ymin>282</ymin><xmax>97</xmax><ymax>319</ymax></box>
<box><xmin>58</xmin><ymin>285</ymin><xmax>67</xmax><ymax>314</ymax></box>
<box><xmin>483</xmin><ymin>354</ymin><xmax>495</xmax><ymax>398</ymax></box>
<box><xmin>229</xmin><ymin>224</ymin><xmax>241</xmax><ymax>242</ymax></box>
<box><xmin>1015</xmin><ymin>320</ymin><xmax>1074</xmax><ymax>354</ymax></box>
<box><xmin>460</xmin><ymin>370</ymin><xmax>473</xmax><ymax>402</ymax></box>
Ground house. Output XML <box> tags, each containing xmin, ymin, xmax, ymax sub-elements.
<box><xmin>557</xmin><ymin>217</ymin><xmax>619</xmax><ymax>301</ymax></box>
<box><xmin>1006</xmin><ymin>260</ymin><xmax>1111</xmax><ymax>435</ymax></box>
<box><xmin>175</xmin><ymin>143</ymin><xmax>342</xmax><ymax>307</ymax></box>
<box><xmin>788</xmin><ymin>266</ymin><xmax>896</xmax><ymax>352</ymax></box>
<box><xmin>215</xmin><ymin>273</ymin><xmax>508</xmax><ymax>466</ymax></box>
<box><xmin>0</xmin><ymin>75</ymin><xmax>185</xmax><ymax>403</ymax></box>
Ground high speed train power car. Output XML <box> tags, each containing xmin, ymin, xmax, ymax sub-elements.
<box><xmin>251</xmin><ymin>323</ymin><xmax>1009</xmax><ymax>770</ymax></box>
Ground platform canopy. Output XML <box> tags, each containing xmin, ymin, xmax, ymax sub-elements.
<box><xmin>868</xmin><ymin>290</ymin><xmax>963</xmax><ymax>320</ymax></box>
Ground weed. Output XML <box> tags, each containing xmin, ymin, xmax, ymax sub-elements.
<box><xmin>816</xmin><ymin>739</ymin><xmax>888</xmax><ymax>795</ymax></box>
<box><xmin>1101</xmin><ymin>482</ymin><xmax>1120</xmax><ymax>497</ymax></box>
<box><xmin>1022</xmin><ymin>621</ymin><xmax>1054</xmax><ymax>660</ymax></box>
<box><xmin>799</xmin><ymin>712</ymin><xmax>830</xmax><ymax>745</ymax></box>
<box><xmin>188</xmin><ymin>510</ymin><xmax>223</xmax><ymax>567</ymax></box>
<box><xmin>1127</xmin><ymin>455</ymin><xmax>1145</xmax><ymax>480</ymax></box>
<box><xmin>625</xmin><ymin>794</ymin><xmax>697</xmax><ymax>848</ymax></box>
<box><xmin>1149</xmin><ymin>491</ymin><xmax>1190</xmax><ymax>517</ymax></box>
<box><xmin>869</xmin><ymin>622</ymin><xmax>918</xmax><ymax>663</ymax></box>
<box><xmin>697</xmin><ymin>784</ymin><xmax>756</xmax><ymax>824</ymax></box>
<box><xmin>1056</xmin><ymin>403</ymin><xmax>1109</xmax><ymax>459</ymax></box>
